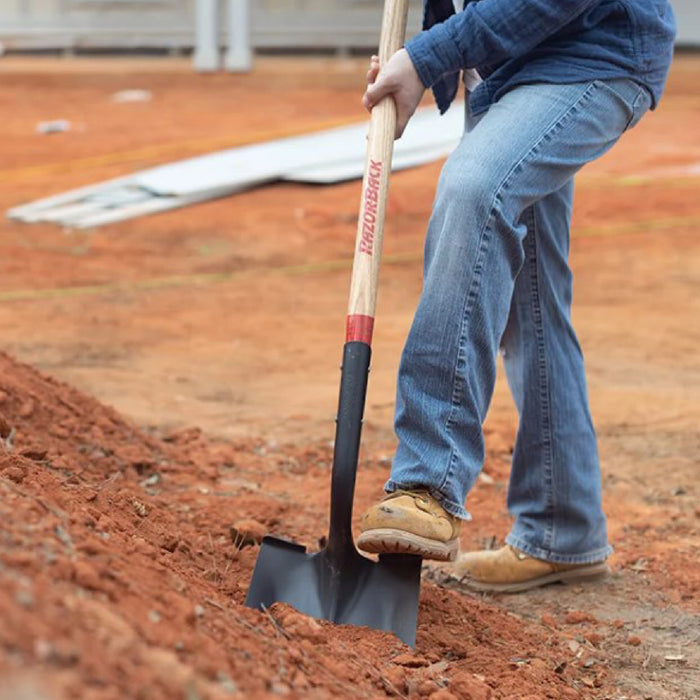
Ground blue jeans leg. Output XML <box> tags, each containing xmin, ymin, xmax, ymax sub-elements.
<box><xmin>386</xmin><ymin>79</ymin><xmax>651</xmax><ymax>561</ymax></box>
<box><xmin>501</xmin><ymin>184</ymin><xmax>611</xmax><ymax>564</ymax></box>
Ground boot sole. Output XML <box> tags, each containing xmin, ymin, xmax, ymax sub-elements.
<box><xmin>458</xmin><ymin>562</ymin><xmax>610</xmax><ymax>593</ymax></box>
<box><xmin>357</xmin><ymin>528</ymin><xmax>458</xmax><ymax>562</ymax></box>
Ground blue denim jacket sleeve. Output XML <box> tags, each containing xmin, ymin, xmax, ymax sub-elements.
<box><xmin>406</xmin><ymin>0</ymin><xmax>603</xmax><ymax>89</ymax></box>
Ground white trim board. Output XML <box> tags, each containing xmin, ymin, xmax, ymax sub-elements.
<box><xmin>8</xmin><ymin>104</ymin><xmax>464</xmax><ymax>229</ymax></box>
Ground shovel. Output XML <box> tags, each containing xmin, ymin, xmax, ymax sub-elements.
<box><xmin>245</xmin><ymin>0</ymin><xmax>422</xmax><ymax>647</ymax></box>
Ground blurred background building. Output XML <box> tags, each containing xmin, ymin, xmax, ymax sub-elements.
<box><xmin>0</xmin><ymin>1</ymin><xmax>424</xmax><ymax>55</ymax></box>
<box><xmin>0</xmin><ymin>1</ymin><xmax>697</xmax><ymax>57</ymax></box>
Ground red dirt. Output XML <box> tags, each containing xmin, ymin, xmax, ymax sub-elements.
<box><xmin>1</xmin><ymin>351</ymin><xmax>604</xmax><ymax>700</ymax></box>
<box><xmin>0</xmin><ymin>55</ymin><xmax>698</xmax><ymax>699</ymax></box>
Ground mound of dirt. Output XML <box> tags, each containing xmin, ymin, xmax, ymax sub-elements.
<box><xmin>1</xmin><ymin>351</ymin><xmax>610</xmax><ymax>699</ymax></box>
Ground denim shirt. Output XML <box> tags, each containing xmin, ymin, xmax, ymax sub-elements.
<box><xmin>406</xmin><ymin>0</ymin><xmax>676</xmax><ymax>116</ymax></box>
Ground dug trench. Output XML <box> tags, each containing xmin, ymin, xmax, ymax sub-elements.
<box><xmin>0</xmin><ymin>351</ymin><xmax>697</xmax><ymax>700</ymax></box>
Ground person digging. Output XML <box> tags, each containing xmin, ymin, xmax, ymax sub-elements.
<box><xmin>356</xmin><ymin>0</ymin><xmax>676</xmax><ymax>592</ymax></box>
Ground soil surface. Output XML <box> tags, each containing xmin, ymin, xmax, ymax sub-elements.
<box><xmin>0</xmin><ymin>56</ymin><xmax>698</xmax><ymax>700</ymax></box>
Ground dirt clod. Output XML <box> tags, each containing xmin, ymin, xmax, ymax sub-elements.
<box><xmin>19</xmin><ymin>447</ymin><xmax>48</xmax><ymax>461</ymax></box>
<box><xmin>382</xmin><ymin>665</ymin><xmax>407</xmax><ymax>694</ymax></box>
<box><xmin>72</xmin><ymin>560</ymin><xmax>102</xmax><ymax>591</ymax></box>
<box><xmin>564</xmin><ymin>611</ymin><xmax>594</xmax><ymax>625</ymax></box>
<box><xmin>449</xmin><ymin>672</ymin><xmax>492</xmax><ymax>700</ymax></box>
<box><xmin>18</xmin><ymin>399</ymin><xmax>35</xmax><ymax>418</ymax></box>
<box><xmin>417</xmin><ymin>679</ymin><xmax>440</xmax><ymax>696</ymax></box>
<box><xmin>393</xmin><ymin>652</ymin><xmax>429</xmax><ymax>667</ymax></box>
<box><xmin>584</xmin><ymin>631</ymin><xmax>604</xmax><ymax>646</ymax></box>
<box><xmin>230</xmin><ymin>518</ymin><xmax>267</xmax><ymax>547</ymax></box>
<box><xmin>540</xmin><ymin>613</ymin><xmax>558</xmax><ymax>629</ymax></box>
<box><xmin>0</xmin><ymin>413</ymin><xmax>11</xmax><ymax>439</ymax></box>
<box><xmin>2</xmin><ymin>465</ymin><xmax>26</xmax><ymax>483</ymax></box>
<box><xmin>429</xmin><ymin>690</ymin><xmax>459</xmax><ymax>700</ymax></box>
<box><xmin>272</xmin><ymin>604</ymin><xmax>326</xmax><ymax>643</ymax></box>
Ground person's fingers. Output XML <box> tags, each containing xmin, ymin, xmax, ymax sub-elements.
<box><xmin>365</xmin><ymin>75</ymin><xmax>394</xmax><ymax>110</ymax></box>
<box><xmin>366</xmin><ymin>64</ymin><xmax>380</xmax><ymax>85</ymax></box>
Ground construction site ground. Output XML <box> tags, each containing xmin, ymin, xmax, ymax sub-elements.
<box><xmin>0</xmin><ymin>55</ymin><xmax>698</xmax><ymax>700</ymax></box>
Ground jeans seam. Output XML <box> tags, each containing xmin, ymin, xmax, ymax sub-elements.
<box><xmin>439</xmin><ymin>223</ymin><xmax>492</xmax><ymax>495</ymax></box>
<box><xmin>627</xmin><ymin>85</ymin><xmax>651</xmax><ymax>131</ymax></box>
<box><xmin>592</xmin><ymin>79</ymin><xmax>647</xmax><ymax>131</ymax></box>
<box><xmin>525</xmin><ymin>207</ymin><xmax>556</xmax><ymax>550</ymax></box>
<box><xmin>435</xmin><ymin>80</ymin><xmax>599</xmax><ymax>499</ymax></box>
<box><xmin>505</xmin><ymin>81</ymin><xmax>599</xmax><ymax>184</ymax></box>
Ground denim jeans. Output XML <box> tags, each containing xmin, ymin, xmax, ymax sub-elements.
<box><xmin>387</xmin><ymin>79</ymin><xmax>652</xmax><ymax>564</ymax></box>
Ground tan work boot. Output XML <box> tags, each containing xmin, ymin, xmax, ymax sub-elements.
<box><xmin>356</xmin><ymin>490</ymin><xmax>461</xmax><ymax>561</ymax></box>
<box><xmin>452</xmin><ymin>545</ymin><xmax>608</xmax><ymax>592</ymax></box>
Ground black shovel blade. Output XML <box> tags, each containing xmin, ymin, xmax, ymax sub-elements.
<box><xmin>245</xmin><ymin>535</ymin><xmax>422</xmax><ymax>647</ymax></box>
<box><xmin>245</xmin><ymin>342</ymin><xmax>422</xmax><ymax>646</ymax></box>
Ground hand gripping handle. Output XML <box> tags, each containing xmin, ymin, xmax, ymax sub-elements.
<box><xmin>345</xmin><ymin>0</ymin><xmax>409</xmax><ymax>347</ymax></box>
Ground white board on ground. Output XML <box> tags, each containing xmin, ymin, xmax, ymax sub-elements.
<box><xmin>7</xmin><ymin>103</ymin><xmax>464</xmax><ymax>229</ymax></box>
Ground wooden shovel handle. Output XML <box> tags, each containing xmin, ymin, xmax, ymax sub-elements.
<box><xmin>346</xmin><ymin>0</ymin><xmax>409</xmax><ymax>346</ymax></box>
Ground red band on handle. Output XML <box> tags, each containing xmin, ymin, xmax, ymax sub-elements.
<box><xmin>346</xmin><ymin>314</ymin><xmax>375</xmax><ymax>345</ymax></box>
